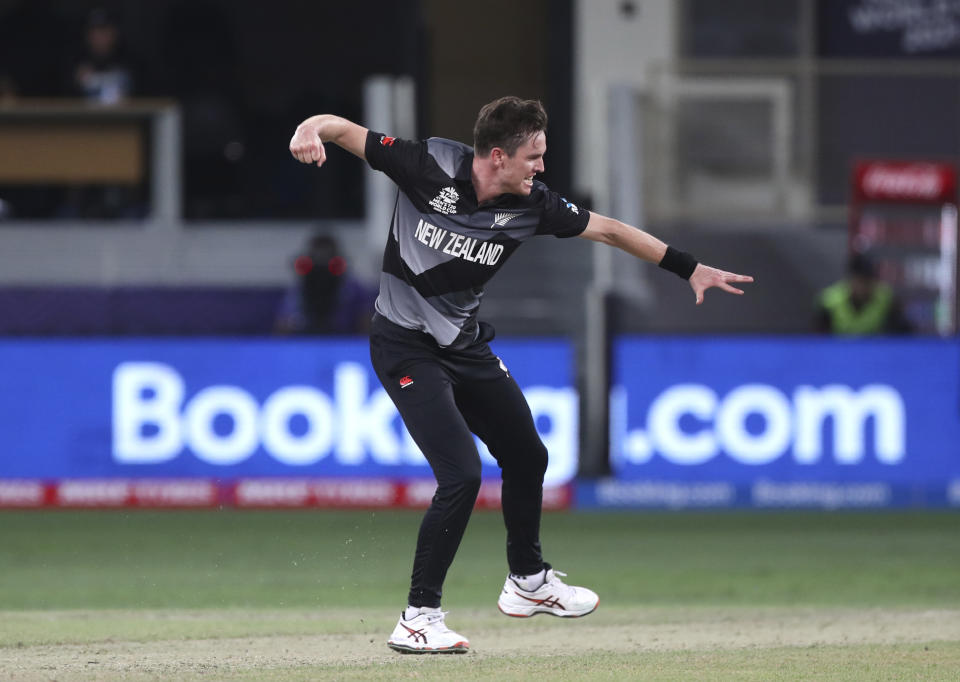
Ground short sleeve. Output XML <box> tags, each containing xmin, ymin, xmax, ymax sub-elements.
<box><xmin>535</xmin><ymin>189</ymin><xmax>590</xmax><ymax>238</ymax></box>
<box><xmin>365</xmin><ymin>130</ymin><xmax>427</xmax><ymax>188</ymax></box>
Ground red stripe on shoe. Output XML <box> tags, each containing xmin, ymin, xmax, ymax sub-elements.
<box><xmin>512</xmin><ymin>591</ymin><xmax>565</xmax><ymax>610</ymax></box>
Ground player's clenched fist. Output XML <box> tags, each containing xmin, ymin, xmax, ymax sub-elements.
<box><xmin>289</xmin><ymin>125</ymin><xmax>327</xmax><ymax>167</ymax></box>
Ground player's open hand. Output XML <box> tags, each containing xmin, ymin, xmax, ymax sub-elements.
<box><xmin>289</xmin><ymin>125</ymin><xmax>327</xmax><ymax>167</ymax></box>
<box><xmin>689</xmin><ymin>264</ymin><xmax>754</xmax><ymax>305</ymax></box>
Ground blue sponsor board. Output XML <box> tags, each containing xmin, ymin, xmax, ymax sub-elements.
<box><xmin>582</xmin><ymin>336</ymin><xmax>960</xmax><ymax>509</ymax></box>
<box><xmin>0</xmin><ymin>338</ymin><xmax>577</xmax><ymax>486</ymax></box>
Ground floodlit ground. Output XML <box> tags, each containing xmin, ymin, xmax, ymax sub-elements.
<box><xmin>1</xmin><ymin>510</ymin><xmax>958</xmax><ymax>680</ymax></box>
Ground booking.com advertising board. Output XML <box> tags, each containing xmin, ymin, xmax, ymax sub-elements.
<box><xmin>583</xmin><ymin>336</ymin><xmax>960</xmax><ymax>509</ymax></box>
<box><xmin>0</xmin><ymin>339</ymin><xmax>576</xmax><ymax>510</ymax></box>
<box><xmin>1</xmin><ymin>337</ymin><xmax>958</xmax><ymax>510</ymax></box>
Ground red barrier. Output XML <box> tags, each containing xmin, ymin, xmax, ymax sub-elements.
<box><xmin>0</xmin><ymin>479</ymin><xmax>572</xmax><ymax>510</ymax></box>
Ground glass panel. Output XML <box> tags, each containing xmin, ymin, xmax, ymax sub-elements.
<box><xmin>672</xmin><ymin>98</ymin><xmax>779</xmax><ymax>213</ymax></box>
<box><xmin>677</xmin><ymin>99</ymin><xmax>773</xmax><ymax>176</ymax></box>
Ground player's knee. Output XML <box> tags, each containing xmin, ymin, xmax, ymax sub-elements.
<box><xmin>434</xmin><ymin>477</ymin><xmax>480</xmax><ymax>512</ymax></box>
<box><xmin>529</xmin><ymin>441</ymin><xmax>548</xmax><ymax>479</ymax></box>
<box><xmin>437</xmin><ymin>465</ymin><xmax>482</xmax><ymax>499</ymax></box>
<box><xmin>458</xmin><ymin>469</ymin><xmax>483</xmax><ymax>496</ymax></box>
<box><xmin>503</xmin><ymin>441</ymin><xmax>548</xmax><ymax>483</ymax></box>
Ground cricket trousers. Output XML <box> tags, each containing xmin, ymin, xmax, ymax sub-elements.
<box><xmin>369</xmin><ymin>313</ymin><xmax>548</xmax><ymax>608</ymax></box>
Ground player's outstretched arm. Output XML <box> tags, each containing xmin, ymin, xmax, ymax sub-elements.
<box><xmin>579</xmin><ymin>212</ymin><xmax>754</xmax><ymax>305</ymax></box>
<box><xmin>289</xmin><ymin>115</ymin><xmax>369</xmax><ymax>167</ymax></box>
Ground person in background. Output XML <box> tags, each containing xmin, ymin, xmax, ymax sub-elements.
<box><xmin>60</xmin><ymin>7</ymin><xmax>151</xmax><ymax>219</ymax></box>
<box><xmin>815</xmin><ymin>252</ymin><xmax>913</xmax><ymax>335</ymax></box>
<box><xmin>274</xmin><ymin>234</ymin><xmax>377</xmax><ymax>335</ymax></box>
<box><xmin>69</xmin><ymin>7</ymin><xmax>142</xmax><ymax>104</ymax></box>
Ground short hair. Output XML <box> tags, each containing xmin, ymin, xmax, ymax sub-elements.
<box><xmin>473</xmin><ymin>96</ymin><xmax>548</xmax><ymax>157</ymax></box>
<box><xmin>848</xmin><ymin>252</ymin><xmax>876</xmax><ymax>278</ymax></box>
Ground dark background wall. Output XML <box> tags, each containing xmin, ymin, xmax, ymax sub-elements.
<box><xmin>0</xmin><ymin>0</ymin><xmax>575</xmax><ymax>219</ymax></box>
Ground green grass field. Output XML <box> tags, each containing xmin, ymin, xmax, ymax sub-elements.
<box><xmin>1</xmin><ymin>509</ymin><xmax>958</xmax><ymax>680</ymax></box>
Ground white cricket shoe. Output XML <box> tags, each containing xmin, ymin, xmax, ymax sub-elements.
<box><xmin>498</xmin><ymin>568</ymin><xmax>599</xmax><ymax>618</ymax></box>
<box><xmin>386</xmin><ymin>609</ymin><xmax>469</xmax><ymax>654</ymax></box>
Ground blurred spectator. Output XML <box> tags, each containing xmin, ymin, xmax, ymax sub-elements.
<box><xmin>275</xmin><ymin>234</ymin><xmax>377</xmax><ymax>335</ymax></box>
<box><xmin>68</xmin><ymin>7</ymin><xmax>145</xmax><ymax>103</ymax></box>
<box><xmin>815</xmin><ymin>253</ymin><xmax>913</xmax><ymax>335</ymax></box>
<box><xmin>57</xmin><ymin>6</ymin><xmax>149</xmax><ymax>219</ymax></box>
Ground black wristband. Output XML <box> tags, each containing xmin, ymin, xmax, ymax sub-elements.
<box><xmin>658</xmin><ymin>246</ymin><xmax>698</xmax><ymax>280</ymax></box>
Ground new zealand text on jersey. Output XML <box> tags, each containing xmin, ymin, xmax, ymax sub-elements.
<box><xmin>414</xmin><ymin>219</ymin><xmax>505</xmax><ymax>266</ymax></box>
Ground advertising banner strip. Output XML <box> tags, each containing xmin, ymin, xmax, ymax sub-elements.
<box><xmin>609</xmin><ymin>336</ymin><xmax>960</xmax><ymax>508</ymax></box>
<box><xmin>853</xmin><ymin>160</ymin><xmax>957</xmax><ymax>203</ymax></box>
<box><xmin>0</xmin><ymin>479</ymin><xmax>572</xmax><ymax>511</ymax></box>
<box><xmin>576</xmin><ymin>479</ymin><xmax>960</xmax><ymax>510</ymax></box>
<box><xmin>0</xmin><ymin>339</ymin><xmax>578</xmax><ymax>488</ymax></box>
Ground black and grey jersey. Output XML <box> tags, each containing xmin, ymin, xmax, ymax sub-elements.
<box><xmin>364</xmin><ymin>130</ymin><xmax>589</xmax><ymax>349</ymax></box>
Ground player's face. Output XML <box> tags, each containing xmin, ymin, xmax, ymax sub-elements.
<box><xmin>497</xmin><ymin>131</ymin><xmax>546</xmax><ymax>195</ymax></box>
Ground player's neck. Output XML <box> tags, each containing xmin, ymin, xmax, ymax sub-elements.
<box><xmin>471</xmin><ymin>158</ymin><xmax>501</xmax><ymax>204</ymax></box>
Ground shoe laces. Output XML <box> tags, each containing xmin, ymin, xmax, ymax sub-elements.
<box><xmin>423</xmin><ymin>610</ymin><xmax>451</xmax><ymax>632</ymax></box>
<box><xmin>545</xmin><ymin>569</ymin><xmax>577</xmax><ymax>596</ymax></box>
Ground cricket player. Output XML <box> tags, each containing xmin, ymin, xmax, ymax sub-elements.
<box><xmin>290</xmin><ymin>96</ymin><xmax>752</xmax><ymax>653</ymax></box>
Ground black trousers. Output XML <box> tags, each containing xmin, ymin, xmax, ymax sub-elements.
<box><xmin>369</xmin><ymin>313</ymin><xmax>548</xmax><ymax>608</ymax></box>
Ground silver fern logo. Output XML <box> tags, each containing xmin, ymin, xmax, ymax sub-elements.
<box><xmin>491</xmin><ymin>212</ymin><xmax>522</xmax><ymax>228</ymax></box>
